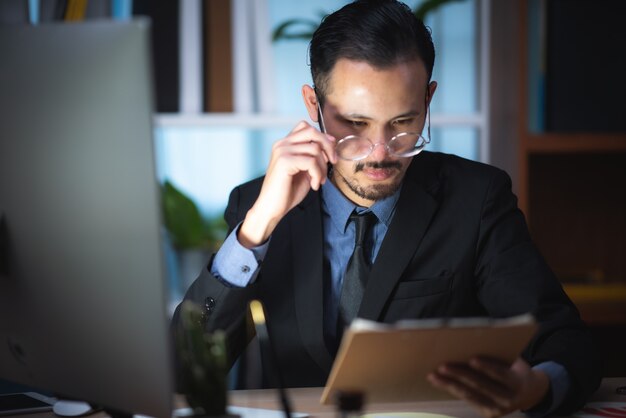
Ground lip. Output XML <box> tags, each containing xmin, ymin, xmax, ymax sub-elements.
<box><xmin>361</xmin><ymin>167</ymin><xmax>397</xmax><ymax>181</ymax></box>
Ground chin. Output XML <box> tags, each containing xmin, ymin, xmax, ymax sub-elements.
<box><xmin>351</xmin><ymin>180</ymin><xmax>402</xmax><ymax>202</ymax></box>
<box><xmin>334</xmin><ymin>167</ymin><xmax>403</xmax><ymax>203</ymax></box>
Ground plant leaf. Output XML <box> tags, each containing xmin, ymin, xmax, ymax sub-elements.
<box><xmin>415</xmin><ymin>0</ymin><xmax>465</xmax><ymax>21</ymax></box>
<box><xmin>270</xmin><ymin>1</ymin><xmax>468</xmax><ymax>43</ymax></box>
<box><xmin>162</xmin><ymin>181</ymin><xmax>206</xmax><ymax>249</ymax></box>
<box><xmin>272</xmin><ymin>18</ymin><xmax>320</xmax><ymax>42</ymax></box>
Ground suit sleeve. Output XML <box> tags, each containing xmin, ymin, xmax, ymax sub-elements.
<box><xmin>170</xmin><ymin>184</ymin><xmax>260</xmax><ymax>391</ymax></box>
<box><xmin>473</xmin><ymin>169</ymin><xmax>601</xmax><ymax>415</ymax></box>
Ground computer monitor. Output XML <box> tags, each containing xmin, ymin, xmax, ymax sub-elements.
<box><xmin>0</xmin><ymin>19</ymin><xmax>174</xmax><ymax>417</ymax></box>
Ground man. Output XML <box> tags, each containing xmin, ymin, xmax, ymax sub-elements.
<box><xmin>173</xmin><ymin>1</ymin><xmax>601</xmax><ymax>416</ymax></box>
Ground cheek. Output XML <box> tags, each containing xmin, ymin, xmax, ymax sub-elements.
<box><xmin>326</xmin><ymin>122</ymin><xmax>354</xmax><ymax>140</ymax></box>
<box><xmin>332</xmin><ymin>159</ymin><xmax>357</xmax><ymax>175</ymax></box>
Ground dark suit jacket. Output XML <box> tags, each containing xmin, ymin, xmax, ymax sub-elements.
<box><xmin>173</xmin><ymin>151</ymin><xmax>601</xmax><ymax>414</ymax></box>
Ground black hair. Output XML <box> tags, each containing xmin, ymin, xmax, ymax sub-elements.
<box><xmin>309</xmin><ymin>0</ymin><xmax>435</xmax><ymax>105</ymax></box>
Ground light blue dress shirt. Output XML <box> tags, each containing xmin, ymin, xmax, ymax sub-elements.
<box><xmin>210</xmin><ymin>181</ymin><xmax>569</xmax><ymax>416</ymax></box>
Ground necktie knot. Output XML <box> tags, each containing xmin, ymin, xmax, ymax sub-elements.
<box><xmin>350</xmin><ymin>211</ymin><xmax>376</xmax><ymax>252</ymax></box>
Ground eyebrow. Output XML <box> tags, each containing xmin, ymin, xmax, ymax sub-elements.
<box><xmin>339</xmin><ymin>110</ymin><xmax>422</xmax><ymax>121</ymax></box>
<box><xmin>341</xmin><ymin>112</ymin><xmax>371</xmax><ymax>120</ymax></box>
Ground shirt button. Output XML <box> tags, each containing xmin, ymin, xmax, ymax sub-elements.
<box><xmin>201</xmin><ymin>297</ymin><xmax>215</xmax><ymax>324</ymax></box>
<box><xmin>205</xmin><ymin>297</ymin><xmax>215</xmax><ymax>312</ymax></box>
<box><xmin>241</xmin><ymin>265</ymin><xmax>251</xmax><ymax>273</ymax></box>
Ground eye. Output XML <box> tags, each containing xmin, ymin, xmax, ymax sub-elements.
<box><xmin>345</xmin><ymin>120</ymin><xmax>367</xmax><ymax>128</ymax></box>
<box><xmin>393</xmin><ymin>118</ymin><xmax>414</xmax><ymax>126</ymax></box>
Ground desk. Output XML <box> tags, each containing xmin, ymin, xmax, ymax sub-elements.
<box><xmin>19</xmin><ymin>378</ymin><xmax>626</xmax><ymax>418</ymax></box>
<box><xmin>230</xmin><ymin>378</ymin><xmax>626</xmax><ymax>418</ymax></box>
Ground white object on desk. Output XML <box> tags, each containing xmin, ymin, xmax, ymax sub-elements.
<box><xmin>173</xmin><ymin>406</ymin><xmax>309</xmax><ymax>418</ymax></box>
<box><xmin>573</xmin><ymin>402</ymin><xmax>626</xmax><ymax>418</ymax></box>
<box><xmin>52</xmin><ymin>400</ymin><xmax>96</xmax><ymax>417</ymax></box>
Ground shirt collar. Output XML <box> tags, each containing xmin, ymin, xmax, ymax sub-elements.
<box><xmin>321</xmin><ymin>179</ymin><xmax>401</xmax><ymax>233</ymax></box>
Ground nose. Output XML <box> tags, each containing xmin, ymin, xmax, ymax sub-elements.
<box><xmin>366</xmin><ymin>125</ymin><xmax>390</xmax><ymax>160</ymax></box>
<box><xmin>369</xmin><ymin>141</ymin><xmax>389</xmax><ymax>161</ymax></box>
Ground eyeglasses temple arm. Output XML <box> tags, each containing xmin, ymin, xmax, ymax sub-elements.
<box><xmin>316</xmin><ymin>96</ymin><xmax>327</xmax><ymax>134</ymax></box>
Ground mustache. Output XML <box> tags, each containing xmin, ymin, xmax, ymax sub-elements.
<box><xmin>354</xmin><ymin>160</ymin><xmax>403</xmax><ymax>173</ymax></box>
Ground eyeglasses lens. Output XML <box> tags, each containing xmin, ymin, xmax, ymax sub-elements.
<box><xmin>335</xmin><ymin>136</ymin><xmax>372</xmax><ymax>160</ymax></box>
<box><xmin>335</xmin><ymin>133</ymin><xmax>427</xmax><ymax>161</ymax></box>
<box><xmin>388</xmin><ymin>133</ymin><xmax>424</xmax><ymax>156</ymax></box>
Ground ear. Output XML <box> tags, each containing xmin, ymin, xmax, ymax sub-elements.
<box><xmin>426</xmin><ymin>81</ymin><xmax>438</xmax><ymax>107</ymax></box>
<box><xmin>301</xmin><ymin>84</ymin><xmax>319</xmax><ymax>122</ymax></box>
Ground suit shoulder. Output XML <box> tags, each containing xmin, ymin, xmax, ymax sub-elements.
<box><xmin>414</xmin><ymin>151</ymin><xmax>511</xmax><ymax>185</ymax></box>
<box><xmin>225</xmin><ymin>175</ymin><xmax>265</xmax><ymax>220</ymax></box>
<box><xmin>233</xmin><ymin>175</ymin><xmax>265</xmax><ymax>196</ymax></box>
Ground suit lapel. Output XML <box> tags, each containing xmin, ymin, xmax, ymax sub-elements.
<box><xmin>359</xmin><ymin>164</ymin><xmax>440</xmax><ymax>321</ymax></box>
<box><xmin>291</xmin><ymin>191</ymin><xmax>334</xmax><ymax>372</ymax></box>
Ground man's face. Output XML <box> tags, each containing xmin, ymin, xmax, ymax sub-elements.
<box><xmin>313</xmin><ymin>58</ymin><xmax>435</xmax><ymax>207</ymax></box>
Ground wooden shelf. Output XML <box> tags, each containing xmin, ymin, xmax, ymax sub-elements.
<box><xmin>563</xmin><ymin>284</ymin><xmax>626</xmax><ymax>325</ymax></box>
<box><xmin>564</xmin><ymin>283</ymin><xmax>626</xmax><ymax>302</ymax></box>
<box><xmin>523</xmin><ymin>133</ymin><xmax>626</xmax><ymax>153</ymax></box>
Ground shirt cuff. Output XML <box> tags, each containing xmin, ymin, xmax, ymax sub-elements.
<box><xmin>524</xmin><ymin>361</ymin><xmax>570</xmax><ymax>418</ymax></box>
<box><xmin>210</xmin><ymin>223</ymin><xmax>270</xmax><ymax>287</ymax></box>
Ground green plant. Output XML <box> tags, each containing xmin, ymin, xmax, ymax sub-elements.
<box><xmin>272</xmin><ymin>0</ymin><xmax>466</xmax><ymax>42</ymax></box>
<box><xmin>162</xmin><ymin>180</ymin><xmax>227</xmax><ymax>251</ymax></box>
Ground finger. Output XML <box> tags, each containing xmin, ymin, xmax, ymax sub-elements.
<box><xmin>266</xmin><ymin>139</ymin><xmax>330</xmax><ymax>198</ymax></box>
<box><xmin>272</xmin><ymin>137</ymin><xmax>329</xmax><ymax>167</ymax></box>
<box><xmin>313</xmin><ymin>148</ymin><xmax>330</xmax><ymax>185</ymax></box>
<box><xmin>283</xmin><ymin>125</ymin><xmax>337</xmax><ymax>163</ymax></box>
<box><xmin>311</xmin><ymin>150</ymin><xmax>330</xmax><ymax>189</ymax></box>
<box><xmin>283</xmin><ymin>143</ymin><xmax>330</xmax><ymax>186</ymax></box>
<box><xmin>273</xmin><ymin>137</ymin><xmax>334</xmax><ymax>168</ymax></box>
<box><xmin>282</xmin><ymin>155</ymin><xmax>327</xmax><ymax>191</ymax></box>
<box><xmin>286</xmin><ymin>124</ymin><xmax>332</xmax><ymax>144</ymax></box>
<box><xmin>297</xmin><ymin>143</ymin><xmax>330</xmax><ymax>166</ymax></box>
<box><xmin>275</xmin><ymin>141</ymin><xmax>327</xmax><ymax>160</ymax></box>
<box><xmin>440</xmin><ymin>363</ymin><xmax>512</xmax><ymax>397</ymax></box>
<box><xmin>438</xmin><ymin>364</ymin><xmax>514</xmax><ymax>409</ymax></box>
<box><xmin>428</xmin><ymin>372</ymin><xmax>506</xmax><ymax>418</ymax></box>
<box><xmin>289</xmin><ymin>120</ymin><xmax>313</xmax><ymax>134</ymax></box>
<box><xmin>469</xmin><ymin>357</ymin><xmax>517</xmax><ymax>386</ymax></box>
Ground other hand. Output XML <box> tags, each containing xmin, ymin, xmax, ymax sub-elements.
<box><xmin>427</xmin><ymin>357</ymin><xmax>550</xmax><ymax>418</ymax></box>
<box><xmin>239</xmin><ymin>121</ymin><xmax>336</xmax><ymax>248</ymax></box>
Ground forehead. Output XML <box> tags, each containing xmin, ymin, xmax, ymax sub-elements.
<box><xmin>325</xmin><ymin>58</ymin><xmax>429</xmax><ymax>116</ymax></box>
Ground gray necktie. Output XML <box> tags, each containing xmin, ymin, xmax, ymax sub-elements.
<box><xmin>338</xmin><ymin>211</ymin><xmax>376</xmax><ymax>329</ymax></box>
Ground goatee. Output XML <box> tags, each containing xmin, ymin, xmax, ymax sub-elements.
<box><xmin>333</xmin><ymin>160</ymin><xmax>403</xmax><ymax>202</ymax></box>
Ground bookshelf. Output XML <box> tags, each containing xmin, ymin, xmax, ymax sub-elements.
<box><xmin>517</xmin><ymin>0</ymin><xmax>626</xmax><ymax>333</ymax></box>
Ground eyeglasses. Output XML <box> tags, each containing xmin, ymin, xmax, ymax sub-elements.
<box><xmin>334</xmin><ymin>132</ymin><xmax>429</xmax><ymax>161</ymax></box>
<box><xmin>317</xmin><ymin>97</ymin><xmax>431</xmax><ymax>162</ymax></box>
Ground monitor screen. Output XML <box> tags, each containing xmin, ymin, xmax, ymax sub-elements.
<box><xmin>0</xmin><ymin>19</ymin><xmax>173</xmax><ymax>417</ymax></box>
